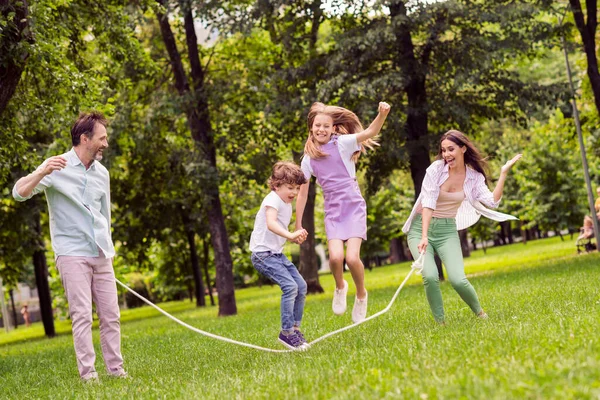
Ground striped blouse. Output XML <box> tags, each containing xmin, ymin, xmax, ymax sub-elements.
<box><xmin>402</xmin><ymin>160</ymin><xmax>517</xmax><ymax>233</ymax></box>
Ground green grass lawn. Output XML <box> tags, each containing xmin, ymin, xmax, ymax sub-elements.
<box><xmin>1</xmin><ymin>236</ymin><xmax>599</xmax><ymax>399</ymax></box>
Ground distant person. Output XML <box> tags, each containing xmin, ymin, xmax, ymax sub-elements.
<box><xmin>20</xmin><ymin>303</ymin><xmax>31</xmax><ymax>328</ymax></box>
<box><xmin>12</xmin><ymin>112</ymin><xmax>126</xmax><ymax>381</ymax></box>
<box><xmin>402</xmin><ymin>130</ymin><xmax>521</xmax><ymax>325</ymax></box>
<box><xmin>250</xmin><ymin>162</ymin><xmax>309</xmax><ymax>350</ymax></box>
<box><xmin>578</xmin><ymin>215</ymin><xmax>595</xmax><ymax>240</ymax></box>
<box><xmin>296</xmin><ymin>101</ymin><xmax>391</xmax><ymax>323</ymax></box>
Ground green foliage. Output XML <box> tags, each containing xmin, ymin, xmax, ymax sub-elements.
<box><xmin>509</xmin><ymin>112</ymin><xmax>586</xmax><ymax>232</ymax></box>
<box><xmin>363</xmin><ymin>169</ymin><xmax>414</xmax><ymax>259</ymax></box>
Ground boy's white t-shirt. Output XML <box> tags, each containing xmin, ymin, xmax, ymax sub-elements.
<box><xmin>249</xmin><ymin>191</ymin><xmax>292</xmax><ymax>253</ymax></box>
<box><xmin>301</xmin><ymin>134</ymin><xmax>361</xmax><ymax>180</ymax></box>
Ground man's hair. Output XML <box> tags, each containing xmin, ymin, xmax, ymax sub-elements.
<box><xmin>71</xmin><ymin>111</ymin><xmax>107</xmax><ymax>146</ymax></box>
<box><xmin>268</xmin><ymin>161</ymin><xmax>307</xmax><ymax>190</ymax></box>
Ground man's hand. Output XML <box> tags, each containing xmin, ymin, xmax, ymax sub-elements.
<box><xmin>37</xmin><ymin>156</ymin><xmax>68</xmax><ymax>176</ymax></box>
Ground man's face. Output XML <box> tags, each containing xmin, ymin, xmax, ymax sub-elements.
<box><xmin>84</xmin><ymin>123</ymin><xmax>109</xmax><ymax>162</ymax></box>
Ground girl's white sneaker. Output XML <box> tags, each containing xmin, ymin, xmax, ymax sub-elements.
<box><xmin>352</xmin><ymin>291</ymin><xmax>368</xmax><ymax>323</ymax></box>
<box><xmin>332</xmin><ymin>280</ymin><xmax>348</xmax><ymax>315</ymax></box>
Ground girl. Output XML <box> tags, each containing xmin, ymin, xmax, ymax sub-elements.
<box><xmin>296</xmin><ymin>101</ymin><xmax>391</xmax><ymax>323</ymax></box>
<box><xmin>402</xmin><ymin>130</ymin><xmax>521</xmax><ymax>324</ymax></box>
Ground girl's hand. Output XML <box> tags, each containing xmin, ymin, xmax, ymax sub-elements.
<box><xmin>290</xmin><ymin>229</ymin><xmax>308</xmax><ymax>244</ymax></box>
<box><xmin>417</xmin><ymin>237</ymin><xmax>428</xmax><ymax>254</ymax></box>
<box><xmin>378</xmin><ymin>102</ymin><xmax>391</xmax><ymax>116</ymax></box>
<box><xmin>500</xmin><ymin>154</ymin><xmax>522</xmax><ymax>175</ymax></box>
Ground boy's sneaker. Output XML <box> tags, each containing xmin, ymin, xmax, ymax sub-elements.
<box><xmin>477</xmin><ymin>310</ymin><xmax>489</xmax><ymax>320</ymax></box>
<box><xmin>294</xmin><ymin>328</ymin><xmax>310</xmax><ymax>349</ymax></box>
<box><xmin>332</xmin><ymin>280</ymin><xmax>348</xmax><ymax>315</ymax></box>
<box><xmin>351</xmin><ymin>291</ymin><xmax>368</xmax><ymax>323</ymax></box>
<box><xmin>278</xmin><ymin>330</ymin><xmax>306</xmax><ymax>350</ymax></box>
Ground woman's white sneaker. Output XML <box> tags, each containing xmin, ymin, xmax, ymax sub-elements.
<box><xmin>332</xmin><ymin>280</ymin><xmax>348</xmax><ymax>315</ymax></box>
<box><xmin>352</xmin><ymin>291</ymin><xmax>368</xmax><ymax>323</ymax></box>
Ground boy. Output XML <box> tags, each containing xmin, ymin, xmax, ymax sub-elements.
<box><xmin>249</xmin><ymin>162</ymin><xmax>309</xmax><ymax>350</ymax></box>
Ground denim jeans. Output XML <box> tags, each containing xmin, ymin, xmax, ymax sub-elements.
<box><xmin>251</xmin><ymin>251</ymin><xmax>307</xmax><ymax>331</ymax></box>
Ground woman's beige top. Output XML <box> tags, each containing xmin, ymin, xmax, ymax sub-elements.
<box><xmin>416</xmin><ymin>190</ymin><xmax>465</xmax><ymax>219</ymax></box>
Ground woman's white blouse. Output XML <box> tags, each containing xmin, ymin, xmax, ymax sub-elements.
<box><xmin>402</xmin><ymin>160</ymin><xmax>517</xmax><ymax>233</ymax></box>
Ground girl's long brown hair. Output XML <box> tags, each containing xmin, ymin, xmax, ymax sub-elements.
<box><xmin>437</xmin><ymin>130</ymin><xmax>489</xmax><ymax>182</ymax></box>
<box><xmin>304</xmin><ymin>102</ymin><xmax>378</xmax><ymax>163</ymax></box>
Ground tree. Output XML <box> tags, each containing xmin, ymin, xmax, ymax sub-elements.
<box><xmin>1</xmin><ymin>0</ymin><xmax>159</xmax><ymax>335</ymax></box>
<box><xmin>568</xmin><ymin>0</ymin><xmax>600</xmax><ymax>116</ymax></box>
<box><xmin>510</xmin><ymin>113</ymin><xmax>586</xmax><ymax>235</ymax></box>
<box><xmin>319</xmin><ymin>0</ymin><xmax>561</xmax><ymax>200</ymax></box>
<box><xmin>0</xmin><ymin>0</ymin><xmax>32</xmax><ymax>115</ymax></box>
<box><xmin>153</xmin><ymin>0</ymin><xmax>236</xmax><ymax>315</ymax></box>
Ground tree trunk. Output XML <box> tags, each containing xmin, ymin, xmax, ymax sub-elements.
<box><xmin>156</xmin><ymin>0</ymin><xmax>236</xmax><ymax>315</ymax></box>
<box><xmin>33</xmin><ymin>212</ymin><xmax>55</xmax><ymax>337</ymax></box>
<box><xmin>389</xmin><ymin>237</ymin><xmax>409</xmax><ymax>263</ymax></box>
<box><xmin>0</xmin><ymin>0</ymin><xmax>31</xmax><ymax>115</ymax></box>
<box><xmin>569</xmin><ymin>0</ymin><xmax>600</xmax><ymax>115</ymax></box>
<box><xmin>202</xmin><ymin>236</ymin><xmax>215</xmax><ymax>306</ymax></box>
<box><xmin>182</xmin><ymin>211</ymin><xmax>205</xmax><ymax>307</ymax></box>
<box><xmin>390</xmin><ymin>1</ymin><xmax>431</xmax><ymax>198</ymax></box>
<box><xmin>299</xmin><ymin>178</ymin><xmax>324</xmax><ymax>294</ymax></box>
<box><xmin>458</xmin><ymin>229</ymin><xmax>470</xmax><ymax>257</ymax></box>
<box><xmin>500</xmin><ymin>221</ymin><xmax>513</xmax><ymax>244</ymax></box>
<box><xmin>9</xmin><ymin>289</ymin><xmax>18</xmax><ymax>328</ymax></box>
<box><xmin>520</xmin><ymin>220</ymin><xmax>527</xmax><ymax>244</ymax></box>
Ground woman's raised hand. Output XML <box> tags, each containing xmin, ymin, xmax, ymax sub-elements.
<box><xmin>500</xmin><ymin>154</ymin><xmax>523</xmax><ymax>175</ymax></box>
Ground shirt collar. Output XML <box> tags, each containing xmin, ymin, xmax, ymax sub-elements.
<box><xmin>68</xmin><ymin>147</ymin><xmax>96</xmax><ymax>170</ymax></box>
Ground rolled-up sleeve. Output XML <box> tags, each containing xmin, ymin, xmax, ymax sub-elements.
<box><xmin>12</xmin><ymin>174</ymin><xmax>51</xmax><ymax>202</ymax></box>
<box><xmin>473</xmin><ymin>173</ymin><xmax>501</xmax><ymax>209</ymax></box>
<box><xmin>420</xmin><ymin>162</ymin><xmax>442</xmax><ymax>210</ymax></box>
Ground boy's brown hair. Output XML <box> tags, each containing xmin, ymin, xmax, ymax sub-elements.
<box><xmin>268</xmin><ymin>161</ymin><xmax>307</xmax><ymax>191</ymax></box>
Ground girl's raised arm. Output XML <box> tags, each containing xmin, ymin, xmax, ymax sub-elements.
<box><xmin>355</xmin><ymin>102</ymin><xmax>391</xmax><ymax>143</ymax></box>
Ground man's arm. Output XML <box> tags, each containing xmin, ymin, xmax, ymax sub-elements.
<box><xmin>13</xmin><ymin>156</ymin><xmax>66</xmax><ymax>201</ymax></box>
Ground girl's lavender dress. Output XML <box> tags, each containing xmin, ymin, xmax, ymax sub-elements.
<box><xmin>310</xmin><ymin>136</ymin><xmax>367</xmax><ymax>241</ymax></box>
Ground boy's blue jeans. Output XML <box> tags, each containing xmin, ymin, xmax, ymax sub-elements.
<box><xmin>251</xmin><ymin>251</ymin><xmax>307</xmax><ymax>331</ymax></box>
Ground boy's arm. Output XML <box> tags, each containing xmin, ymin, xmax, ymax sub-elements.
<box><xmin>266</xmin><ymin>207</ymin><xmax>305</xmax><ymax>241</ymax></box>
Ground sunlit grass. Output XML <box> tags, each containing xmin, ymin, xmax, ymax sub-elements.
<box><xmin>1</xmin><ymin>236</ymin><xmax>598</xmax><ymax>399</ymax></box>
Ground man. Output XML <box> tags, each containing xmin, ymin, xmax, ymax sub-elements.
<box><xmin>13</xmin><ymin>112</ymin><xmax>126</xmax><ymax>381</ymax></box>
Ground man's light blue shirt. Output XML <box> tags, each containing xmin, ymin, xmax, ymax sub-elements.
<box><xmin>12</xmin><ymin>148</ymin><xmax>115</xmax><ymax>258</ymax></box>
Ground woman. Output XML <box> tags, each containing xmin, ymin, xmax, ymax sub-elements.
<box><xmin>402</xmin><ymin>130</ymin><xmax>521</xmax><ymax>324</ymax></box>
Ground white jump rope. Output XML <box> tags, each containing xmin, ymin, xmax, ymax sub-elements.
<box><xmin>115</xmin><ymin>253</ymin><xmax>425</xmax><ymax>353</ymax></box>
